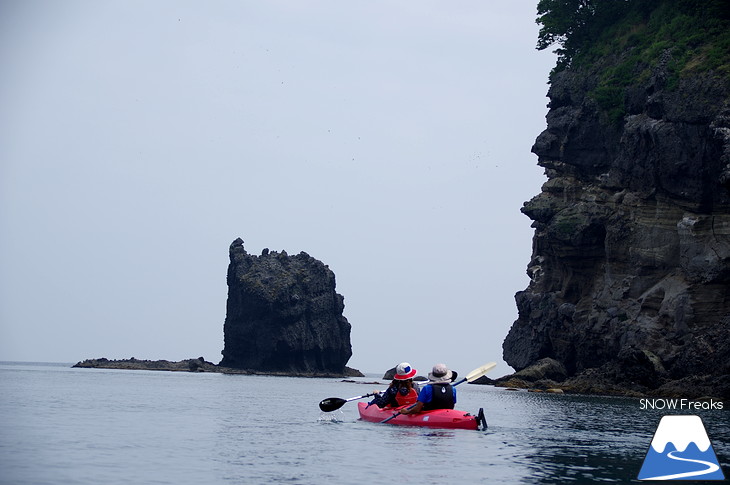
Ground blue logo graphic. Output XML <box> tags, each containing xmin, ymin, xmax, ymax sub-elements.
<box><xmin>638</xmin><ymin>415</ymin><xmax>725</xmax><ymax>480</ymax></box>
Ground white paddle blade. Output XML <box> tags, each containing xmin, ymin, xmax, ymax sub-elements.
<box><xmin>464</xmin><ymin>362</ymin><xmax>496</xmax><ymax>383</ymax></box>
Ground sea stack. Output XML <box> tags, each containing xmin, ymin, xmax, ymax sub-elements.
<box><xmin>502</xmin><ymin>1</ymin><xmax>730</xmax><ymax>398</ymax></box>
<box><xmin>220</xmin><ymin>238</ymin><xmax>358</xmax><ymax>376</ymax></box>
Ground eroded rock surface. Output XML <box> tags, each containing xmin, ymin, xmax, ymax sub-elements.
<box><xmin>502</xmin><ymin>48</ymin><xmax>730</xmax><ymax>398</ymax></box>
<box><xmin>220</xmin><ymin>238</ymin><xmax>360</xmax><ymax>376</ymax></box>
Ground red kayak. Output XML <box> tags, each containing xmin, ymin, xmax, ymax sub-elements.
<box><xmin>357</xmin><ymin>402</ymin><xmax>486</xmax><ymax>430</ymax></box>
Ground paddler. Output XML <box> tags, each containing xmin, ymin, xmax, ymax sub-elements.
<box><xmin>368</xmin><ymin>362</ymin><xmax>420</xmax><ymax>408</ymax></box>
<box><xmin>399</xmin><ymin>363</ymin><xmax>456</xmax><ymax>415</ymax></box>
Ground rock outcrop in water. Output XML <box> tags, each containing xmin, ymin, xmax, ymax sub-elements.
<box><xmin>73</xmin><ymin>239</ymin><xmax>360</xmax><ymax>378</ymax></box>
<box><xmin>220</xmin><ymin>238</ymin><xmax>360</xmax><ymax>376</ymax></box>
<box><xmin>502</xmin><ymin>1</ymin><xmax>730</xmax><ymax>398</ymax></box>
<box><xmin>73</xmin><ymin>357</ymin><xmax>220</xmax><ymax>372</ymax></box>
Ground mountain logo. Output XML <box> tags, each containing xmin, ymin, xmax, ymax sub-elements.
<box><xmin>638</xmin><ymin>415</ymin><xmax>725</xmax><ymax>480</ymax></box>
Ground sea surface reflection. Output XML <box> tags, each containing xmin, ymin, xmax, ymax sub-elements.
<box><xmin>0</xmin><ymin>363</ymin><xmax>726</xmax><ymax>484</ymax></box>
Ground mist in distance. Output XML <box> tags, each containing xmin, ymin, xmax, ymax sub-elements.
<box><xmin>0</xmin><ymin>1</ymin><xmax>556</xmax><ymax>375</ymax></box>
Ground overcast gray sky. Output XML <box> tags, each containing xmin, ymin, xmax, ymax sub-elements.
<box><xmin>1</xmin><ymin>0</ymin><xmax>555</xmax><ymax>376</ymax></box>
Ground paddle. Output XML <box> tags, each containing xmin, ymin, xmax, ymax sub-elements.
<box><xmin>319</xmin><ymin>393</ymin><xmax>377</xmax><ymax>412</ymax></box>
<box><xmin>380</xmin><ymin>362</ymin><xmax>496</xmax><ymax>424</ymax></box>
<box><xmin>319</xmin><ymin>376</ymin><xmax>430</xmax><ymax>412</ymax></box>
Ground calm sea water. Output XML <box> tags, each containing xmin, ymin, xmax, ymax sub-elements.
<box><xmin>0</xmin><ymin>362</ymin><xmax>727</xmax><ymax>484</ymax></box>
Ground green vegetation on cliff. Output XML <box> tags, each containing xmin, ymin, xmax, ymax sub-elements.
<box><xmin>538</xmin><ymin>0</ymin><xmax>730</xmax><ymax>75</ymax></box>
<box><xmin>537</xmin><ymin>0</ymin><xmax>730</xmax><ymax>122</ymax></box>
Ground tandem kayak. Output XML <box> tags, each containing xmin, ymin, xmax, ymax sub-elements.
<box><xmin>357</xmin><ymin>402</ymin><xmax>487</xmax><ymax>430</ymax></box>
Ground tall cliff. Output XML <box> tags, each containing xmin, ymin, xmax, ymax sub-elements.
<box><xmin>502</xmin><ymin>0</ymin><xmax>730</xmax><ymax>397</ymax></box>
<box><xmin>220</xmin><ymin>238</ymin><xmax>357</xmax><ymax>376</ymax></box>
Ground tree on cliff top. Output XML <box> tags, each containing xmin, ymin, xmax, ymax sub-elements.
<box><xmin>537</xmin><ymin>0</ymin><xmax>730</xmax><ymax>75</ymax></box>
<box><xmin>536</xmin><ymin>0</ymin><xmax>631</xmax><ymax>69</ymax></box>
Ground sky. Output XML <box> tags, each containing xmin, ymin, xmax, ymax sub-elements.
<box><xmin>0</xmin><ymin>0</ymin><xmax>556</xmax><ymax>376</ymax></box>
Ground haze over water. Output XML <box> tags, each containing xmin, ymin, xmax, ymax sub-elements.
<box><xmin>1</xmin><ymin>362</ymin><xmax>728</xmax><ymax>484</ymax></box>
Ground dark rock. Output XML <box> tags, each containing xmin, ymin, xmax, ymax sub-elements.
<box><xmin>220</xmin><ymin>238</ymin><xmax>361</xmax><ymax>376</ymax></box>
<box><xmin>470</xmin><ymin>375</ymin><xmax>495</xmax><ymax>385</ymax></box>
<box><xmin>71</xmin><ymin>356</ymin><xmax>363</xmax><ymax>378</ymax></box>
<box><xmin>503</xmin><ymin>18</ymin><xmax>730</xmax><ymax>398</ymax></box>
<box><xmin>515</xmin><ymin>358</ymin><xmax>568</xmax><ymax>382</ymax></box>
<box><xmin>491</xmin><ymin>358</ymin><xmax>567</xmax><ymax>391</ymax></box>
<box><xmin>73</xmin><ymin>357</ymin><xmax>220</xmax><ymax>373</ymax></box>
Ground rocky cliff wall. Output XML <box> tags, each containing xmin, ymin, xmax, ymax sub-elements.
<box><xmin>220</xmin><ymin>238</ymin><xmax>358</xmax><ymax>376</ymax></box>
<box><xmin>502</xmin><ymin>19</ymin><xmax>730</xmax><ymax>397</ymax></box>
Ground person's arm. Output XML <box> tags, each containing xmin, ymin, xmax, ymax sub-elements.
<box><xmin>399</xmin><ymin>385</ymin><xmax>431</xmax><ymax>414</ymax></box>
<box><xmin>369</xmin><ymin>387</ymin><xmax>396</xmax><ymax>408</ymax></box>
<box><xmin>399</xmin><ymin>401</ymin><xmax>424</xmax><ymax>414</ymax></box>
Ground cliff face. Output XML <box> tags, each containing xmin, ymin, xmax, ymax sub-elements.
<box><xmin>220</xmin><ymin>238</ymin><xmax>356</xmax><ymax>376</ymax></box>
<box><xmin>502</xmin><ymin>20</ymin><xmax>730</xmax><ymax>397</ymax></box>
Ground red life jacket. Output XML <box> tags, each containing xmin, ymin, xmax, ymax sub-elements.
<box><xmin>395</xmin><ymin>388</ymin><xmax>419</xmax><ymax>406</ymax></box>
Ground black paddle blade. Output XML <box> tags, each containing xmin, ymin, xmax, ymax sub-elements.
<box><xmin>477</xmin><ymin>408</ymin><xmax>488</xmax><ymax>431</ymax></box>
<box><xmin>319</xmin><ymin>397</ymin><xmax>347</xmax><ymax>412</ymax></box>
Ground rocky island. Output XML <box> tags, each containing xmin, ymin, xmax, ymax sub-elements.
<box><xmin>73</xmin><ymin>357</ymin><xmax>221</xmax><ymax>372</ymax></box>
<box><xmin>221</xmin><ymin>238</ymin><xmax>360</xmax><ymax>376</ymax></box>
<box><xmin>74</xmin><ymin>238</ymin><xmax>361</xmax><ymax>378</ymax></box>
<box><xmin>501</xmin><ymin>0</ymin><xmax>729</xmax><ymax>398</ymax></box>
